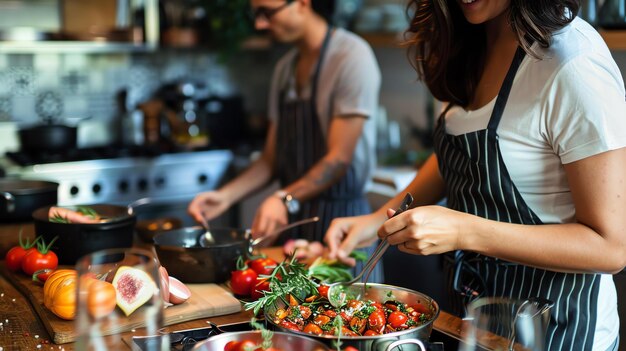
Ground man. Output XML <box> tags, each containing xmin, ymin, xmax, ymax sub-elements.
<box><xmin>188</xmin><ymin>0</ymin><xmax>381</xmax><ymax>278</ymax></box>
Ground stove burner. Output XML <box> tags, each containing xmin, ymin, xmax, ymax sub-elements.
<box><xmin>6</xmin><ymin>145</ymin><xmax>184</xmax><ymax>166</ymax></box>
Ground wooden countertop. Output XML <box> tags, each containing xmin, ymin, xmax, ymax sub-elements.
<box><xmin>0</xmin><ymin>226</ymin><xmax>512</xmax><ymax>351</ymax></box>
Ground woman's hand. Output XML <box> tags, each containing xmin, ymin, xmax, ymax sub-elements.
<box><xmin>187</xmin><ymin>191</ymin><xmax>231</xmax><ymax>224</ymax></box>
<box><xmin>324</xmin><ymin>213</ymin><xmax>386</xmax><ymax>266</ymax></box>
<box><xmin>251</xmin><ymin>195</ymin><xmax>288</xmax><ymax>245</ymax></box>
<box><xmin>380</xmin><ymin>205</ymin><xmax>468</xmax><ymax>256</ymax></box>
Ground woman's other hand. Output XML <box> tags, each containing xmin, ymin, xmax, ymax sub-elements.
<box><xmin>187</xmin><ymin>191</ymin><xmax>231</xmax><ymax>224</ymax></box>
<box><xmin>380</xmin><ymin>205</ymin><xmax>468</xmax><ymax>256</ymax></box>
<box><xmin>251</xmin><ymin>195</ymin><xmax>288</xmax><ymax>245</ymax></box>
<box><xmin>324</xmin><ymin>213</ymin><xmax>386</xmax><ymax>266</ymax></box>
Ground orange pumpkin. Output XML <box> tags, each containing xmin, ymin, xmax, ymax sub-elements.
<box><xmin>43</xmin><ymin>269</ymin><xmax>77</xmax><ymax>320</ymax></box>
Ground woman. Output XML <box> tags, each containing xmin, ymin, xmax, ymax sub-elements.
<box><xmin>325</xmin><ymin>0</ymin><xmax>626</xmax><ymax>349</ymax></box>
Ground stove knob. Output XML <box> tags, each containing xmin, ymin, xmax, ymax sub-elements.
<box><xmin>138</xmin><ymin>178</ymin><xmax>148</xmax><ymax>191</ymax></box>
<box><xmin>118</xmin><ymin>180</ymin><xmax>129</xmax><ymax>193</ymax></box>
<box><xmin>198</xmin><ymin>174</ymin><xmax>208</xmax><ymax>185</ymax></box>
<box><xmin>92</xmin><ymin>183</ymin><xmax>102</xmax><ymax>195</ymax></box>
<box><xmin>70</xmin><ymin>185</ymin><xmax>79</xmax><ymax>196</ymax></box>
<box><xmin>155</xmin><ymin>177</ymin><xmax>166</xmax><ymax>188</ymax></box>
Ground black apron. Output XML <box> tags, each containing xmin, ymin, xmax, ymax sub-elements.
<box><xmin>275</xmin><ymin>25</ymin><xmax>382</xmax><ymax>283</ymax></box>
<box><xmin>433</xmin><ymin>47</ymin><xmax>600</xmax><ymax>350</ymax></box>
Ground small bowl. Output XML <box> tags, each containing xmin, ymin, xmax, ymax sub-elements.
<box><xmin>153</xmin><ymin>227</ymin><xmax>249</xmax><ymax>284</ymax></box>
<box><xmin>135</xmin><ymin>217</ymin><xmax>183</xmax><ymax>243</ymax></box>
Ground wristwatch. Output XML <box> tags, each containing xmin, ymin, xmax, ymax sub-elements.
<box><xmin>274</xmin><ymin>190</ymin><xmax>300</xmax><ymax>214</ymax></box>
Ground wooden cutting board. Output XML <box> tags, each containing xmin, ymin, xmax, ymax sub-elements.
<box><xmin>0</xmin><ymin>263</ymin><xmax>242</xmax><ymax>344</ymax></box>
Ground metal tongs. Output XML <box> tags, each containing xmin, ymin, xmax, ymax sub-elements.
<box><xmin>327</xmin><ymin>193</ymin><xmax>414</xmax><ymax>307</ymax></box>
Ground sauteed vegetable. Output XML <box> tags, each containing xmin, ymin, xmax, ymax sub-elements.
<box><xmin>272</xmin><ymin>293</ymin><xmax>434</xmax><ymax>337</ymax></box>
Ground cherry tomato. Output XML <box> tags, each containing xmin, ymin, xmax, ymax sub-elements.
<box><xmin>317</xmin><ymin>284</ymin><xmax>329</xmax><ymax>299</ymax></box>
<box><xmin>248</xmin><ymin>257</ymin><xmax>278</xmax><ymax>276</ymax></box>
<box><xmin>343</xmin><ymin>347</ymin><xmax>360</xmax><ymax>351</ymax></box>
<box><xmin>411</xmin><ymin>303</ymin><xmax>431</xmax><ymax>314</ymax></box>
<box><xmin>250</xmin><ymin>278</ymin><xmax>271</xmax><ymax>300</ymax></box>
<box><xmin>303</xmin><ymin>323</ymin><xmax>323</xmax><ymax>335</ymax></box>
<box><xmin>5</xmin><ymin>234</ymin><xmax>39</xmax><ymax>272</ymax></box>
<box><xmin>388</xmin><ymin>311</ymin><xmax>409</xmax><ymax>328</ymax></box>
<box><xmin>224</xmin><ymin>340</ymin><xmax>240</xmax><ymax>351</ymax></box>
<box><xmin>279</xmin><ymin>319</ymin><xmax>301</xmax><ymax>332</ymax></box>
<box><xmin>235</xmin><ymin>340</ymin><xmax>256</xmax><ymax>351</ymax></box>
<box><xmin>32</xmin><ymin>268</ymin><xmax>55</xmax><ymax>283</ymax></box>
<box><xmin>368</xmin><ymin>310</ymin><xmax>386</xmax><ymax>334</ymax></box>
<box><xmin>230</xmin><ymin>268</ymin><xmax>258</xmax><ymax>296</ymax></box>
<box><xmin>363</xmin><ymin>330</ymin><xmax>378</xmax><ymax>336</ymax></box>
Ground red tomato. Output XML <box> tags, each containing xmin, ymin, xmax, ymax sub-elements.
<box><xmin>250</xmin><ymin>278</ymin><xmax>271</xmax><ymax>300</ymax></box>
<box><xmin>235</xmin><ymin>340</ymin><xmax>256</xmax><ymax>351</ymax></box>
<box><xmin>230</xmin><ymin>268</ymin><xmax>258</xmax><ymax>296</ymax></box>
<box><xmin>317</xmin><ymin>284</ymin><xmax>329</xmax><ymax>299</ymax></box>
<box><xmin>248</xmin><ymin>257</ymin><xmax>278</xmax><ymax>276</ymax></box>
<box><xmin>368</xmin><ymin>310</ymin><xmax>386</xmax><ymax>334</ymax></box>
<box><xmin>279</xmin><ymin>319</ymin><xmax>301</xmax><ymax>332</ymax></box>
<box><xmin>343</xmin><ymin>347</ymin><xmax>360</xmax><ymax>351</ymax></box>
<box><xmin>388</xmin><ymin>311</ymin><xmax>409</xmax><ymax>328</ymax></box>
<box><xmin>5</xmin><ymin>246</ymin><xmax>37</xmax><ymax>272</ymax></box>
<box><xmin>21</xmin><ymin>248</ymin><xmax>58</xmax><ymax>276</ymax></box>
<box><xmin>363</xmin><ymin>330</ymin><xmax>378</xmax><ymax>336</ymax></box>
<box><xmin>224</xmin><ymin>340</ymin><xmax>240</xmax><ymax>351</ymax></box>
<box><xmin>5</xmin><ymin>234</ymin><xmax>40</xmax><ymax>272</ymax></box>
<box><xmin>32</xmin><ymin>268</ymin><xmax>55</xmax><ymax>283</ymax></box>
<box><xmin>411</xmin><ymin>303</ymin><xmax>430</xmax><ymax>314</ymax></box>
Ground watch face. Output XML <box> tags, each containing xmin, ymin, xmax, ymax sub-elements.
<box><xmin>286</xmin><ymin>197</ymin><xmax>300</xmax><ymax>214</ymax></box>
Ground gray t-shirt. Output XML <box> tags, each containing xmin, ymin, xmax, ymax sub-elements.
<box><xmin>268</xmin><ymin>28</ymin><xmax>381</xmax><ymax>191</ymax></box>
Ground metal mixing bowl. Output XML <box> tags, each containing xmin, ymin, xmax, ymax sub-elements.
<box><xmin>192</xmin><ymin>331</ymin><xmax>329</xmax><ymax>351</ymax></box>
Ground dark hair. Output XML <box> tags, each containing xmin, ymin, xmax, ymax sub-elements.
<box><xmin>312</xmin><ymin>0</ymin><xmax>335</xmax><ymax>22</ymax></box>
<box><xmin>405</xmin><ymin>0</ymin><xmax>580</xmax><ymax>107</ymax></box>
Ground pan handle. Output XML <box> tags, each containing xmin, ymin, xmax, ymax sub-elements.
<box><xmin>384</xmin><ymin>339</ymin><xmax>427</xmax><ymax>351</ymax></box>
<box><xmin>2</xmin><ymin>192</ymin><xmax>15</xmax><ymax>213</ymax></box>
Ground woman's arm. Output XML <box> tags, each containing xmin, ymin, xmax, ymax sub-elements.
<box><xmin>382</xmin><ymin>148</ymin><xmax>626</xmax><ymax>274</ymax></box>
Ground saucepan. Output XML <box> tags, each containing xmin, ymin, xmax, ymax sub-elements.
<box><xmin>265</xmin><ymin>283</ymin><xmax>441</xmax><ymax>351</ymax></box>
<box><xmin>192</xmin><ymin>330</ymin><xmax>330</xmax><ymax>351</ymax></box>
<box><xmin>0</xmin><ymin>179</ymin><xmax>58</xmax><ymax>222</ymax></box>
<box><xmin>153</xmin><ymin>217</ymin><xmax>319</xmax><ymax>284</ymax></box>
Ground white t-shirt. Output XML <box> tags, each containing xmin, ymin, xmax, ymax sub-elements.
<box><xmin>444</xmin><ymin>17</ymin><xmax>626</xmax><ymax>350</ymax></box>
<box><xmin>268</xmin><ymin>28</ymin><xmax>381</xmax><ymax>191</ymax></box>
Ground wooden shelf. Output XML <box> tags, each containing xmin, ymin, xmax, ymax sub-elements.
<box><xmin>600</xmin><ymin>30</ymin><xmax>626</xmax><ymax>51</ymax></box>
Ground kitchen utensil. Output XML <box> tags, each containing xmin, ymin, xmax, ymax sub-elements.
<box><xmin>75</xmin><ymin>248</ymin><xmax>168</xmax><ymax>351</ymax></box>
<box><xmin>0</xmin><ymin>179</ymin><xmax>58</xmax><ymax>222</ymax></box>
<box><xmin>327</xmin><ymin>193</ymin><xmax>413</xmax><ymax>308</ymax></box>
<box><xmin>196</xmin><ymin>216</ymin><xmax>320</xmax><ymax>248</ymax></box>
<box><xmin>191</xmin><ymin>330</ymin><xmax>330</xmax><ymax>351</ymax></box>
<box><xmin>265</xmin><ymin>282</ymin><xmax>440</xmax><ymax>351</ymax></box>
<box><xmin>32</xmin><ymin>204</ymin><xmax>136</xmax><ymax>265</ymax></box>
<box><xmin>197</xmin><ymin>216</ymin><xmax>215</xmax><ymax>246</ymax></box>
<box><xmin>460</xmin><ymin>296</ymin><xmax>554</xmax><ymax>351</ymax></box>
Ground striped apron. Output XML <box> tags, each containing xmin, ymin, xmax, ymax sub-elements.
<box><xmin>434</xmin><ymin>47</ymin><xmax>601</xmax><ymax>350</ymax></box>
<box><xmin>274</xmin><ymin>25</ymin><xmax>383</xmax><ymax>283</ymax></box>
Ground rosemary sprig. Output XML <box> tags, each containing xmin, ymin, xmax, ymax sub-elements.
<box><xmin>49</xmin><ymin>213</ymin><xmax>70</xmax><ymax>223</ymax></box>
<box><xmin>75</xmin><ymin>206</ymin><xmax>99</xmax><ymax>219</ymax></box>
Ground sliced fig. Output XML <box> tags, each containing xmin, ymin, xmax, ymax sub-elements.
<box><xmin>112</xmin><ymin>266</ymin><xmax>156</xmax><ymax>316</ymax></box>
<box><xmin>158</xmin><ymin>266</ymin><xmax>170</xmax><ymax>303</ymax></box>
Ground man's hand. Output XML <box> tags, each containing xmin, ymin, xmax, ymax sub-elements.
<box><xmin>187</xmin><ymin>191</ymin><xmax>231</xmax><ymax>224</ymax></box>
<box><xmin>251</xmin><ymin>195</ymin><xmax>288</xmax><ymax>246</ymax></box>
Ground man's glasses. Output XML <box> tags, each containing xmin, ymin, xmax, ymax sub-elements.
<box><xmin>250</xmin><ymin>2</ymin><xmax>292</xmax><ymax>21</ymax></box>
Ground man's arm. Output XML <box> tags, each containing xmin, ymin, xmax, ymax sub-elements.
<box><xmin>280</xmin><ymin>115</ymin><xmax>365</xmax><ymax>201</ymax></box>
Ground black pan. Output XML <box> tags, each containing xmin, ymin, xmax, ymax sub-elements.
<box><xmin>0</xmin><ymin>179</ymin><xmax>58</xmax><ymax>222</ymax></box>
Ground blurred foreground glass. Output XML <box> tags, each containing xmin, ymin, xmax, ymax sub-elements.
<box><xmin>460</xmin><ymin>297</ymin><xmax>554</xmax><ymax>351</ymax></box>
<box><xmin>75</xmin><ymin>248</ymin><xmax>169</xmax><ymax>351</ymax></box>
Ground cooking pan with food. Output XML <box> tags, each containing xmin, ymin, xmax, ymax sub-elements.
<box><xmin>264</xmin><ymin>283</ymin><xmax>440</xmax><ymax>351</ymax></box>
<box><xmin>191</xmin><ymin>330</ymin><xmax>330</xmax><ymax>351</ymax></box>
<box><xmin>32</xmin><ymin>204</ymin><xmax>136</xmax><ymax>264</ymax></box>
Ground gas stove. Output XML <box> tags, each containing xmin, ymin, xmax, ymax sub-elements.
<box><xmin>2</xmin><ymin>148</ymin><xmax>233</xmax><ymax>207</ymax></box>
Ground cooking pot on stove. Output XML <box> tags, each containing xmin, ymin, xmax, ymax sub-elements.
<box><xmin>264</xmin><ymin>283</ymin><xmax>440</xmax><ymax>351</ymax></box>
<box><xmin>32</xmin><ymin>204</ymin><xmax>136</xmax><ymax>264</ymax></box>
<box><xmin>0</xmin><ymin>179</ymin><xmax>58</xmax><ymax>222</ymax></box>
<box><xmin>18</xmin><ymin>123</ymin><xmax>77</xmax><ymax>153</ymax></box>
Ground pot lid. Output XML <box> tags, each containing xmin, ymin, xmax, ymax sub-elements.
<box><xmin>0</xmin><ymin>179</ymin><xmax>59</xmax><ymax>195</ymax></box>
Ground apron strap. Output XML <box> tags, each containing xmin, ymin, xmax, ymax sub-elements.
<box><xmin>487</xmin><ymin>46</ymin><xmax>527</xmax><ymax>131</ymax></box>
<box><xmin>310</xmin><ymin>24</ymin><xmax>333</xmax><ymax>118</ymax></box>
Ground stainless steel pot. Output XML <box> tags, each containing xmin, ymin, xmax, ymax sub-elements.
<box><xmin>264</xmin><ymin>283</ymin><xmax>440</xmax><ymax>351</ymax></box>
<box><xmin>191</xmin><ymin>330</ymin><xmax>330</xmax><ymax>351</ymax></box>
